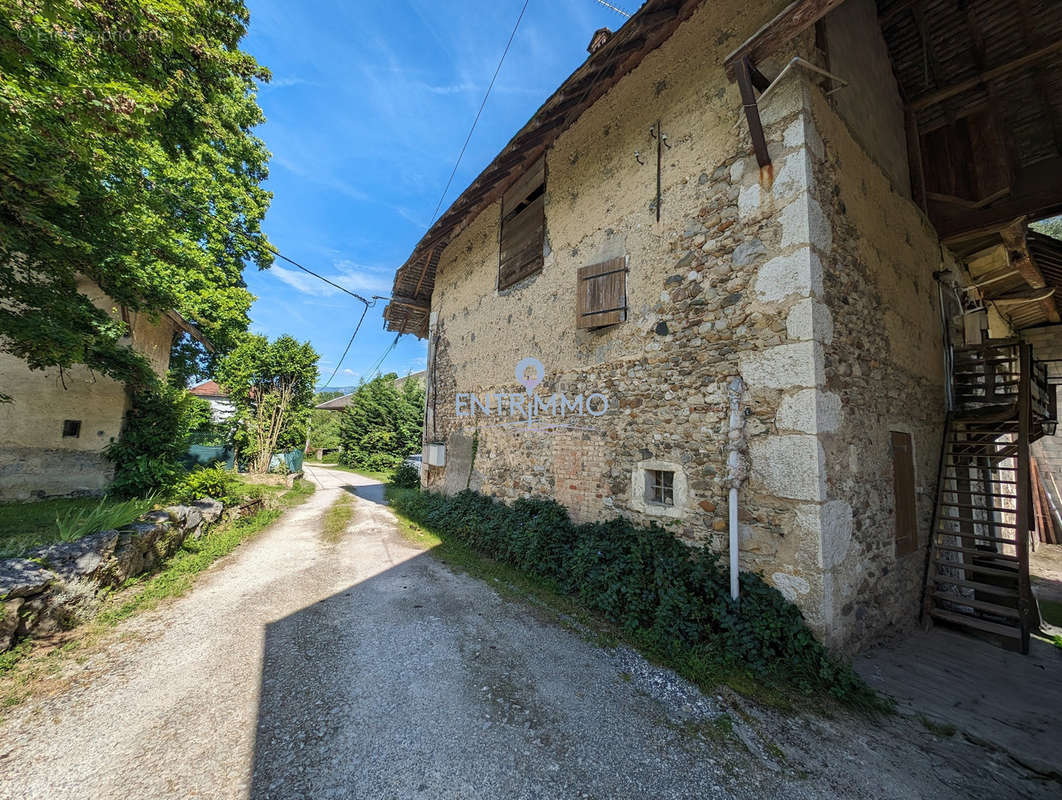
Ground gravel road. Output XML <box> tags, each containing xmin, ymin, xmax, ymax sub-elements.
<box><xmin>0</xmin><ymin>465</ymin><xmax>1054</xmax><ymax>799</ymax></box>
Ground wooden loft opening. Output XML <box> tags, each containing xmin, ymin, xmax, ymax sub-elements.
<box><xmin>724</xmin><ymin>1</ymin><xmax>1062</xmax><ymax>332</ymax></box>
<box><xmin>877</xmin><ymin>0</ymin><xmax>1062</xmax><ymax>242</ymax></box>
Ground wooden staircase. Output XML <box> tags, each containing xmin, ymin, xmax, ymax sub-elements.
<box><xmin>923</xmin><ymin>340</ymin><xmax>1056</xmax><ymax>653</ymax></box>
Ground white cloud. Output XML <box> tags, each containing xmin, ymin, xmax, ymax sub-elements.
<box><xmin>262</xmin><ymin>76</ymin><xmax>312</xmax><ymax>90</ymax></box>
<box><xmin>269</xmin><ymin>264</ymin><xmax>337</xmax><ymax>297</ymax></box>
<box><xmin>416</xmin><ymin>81</ymin><xmax>478</xmax><ymax>95</ymax></box>
<box><xmin>269</xmin><ymin>260</ymin><xmax>394</xmax><ymax>298</ymax></box>
<box><xmin>342</xmin><ymin>368</ymin><xmax>359</xmax><ymax>376</ymax></box>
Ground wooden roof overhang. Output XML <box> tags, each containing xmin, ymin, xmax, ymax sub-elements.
<box><xmin>383</xmin><ymin>0</ymin><xmax>704</xmax><ymax>338</ymax></box>
<box><xmin>722</xmin><ymin>0</ymin><xmax>1062</xmax><ymax>331</ymax></box>
<box><xmin>953</xmin><ymin>222</ymin><xmax>1062</xmax><ymax>331</ymax></box>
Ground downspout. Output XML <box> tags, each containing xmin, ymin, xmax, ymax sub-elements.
<box><xmin>727</xmin><ymin>377</ymin><xmax>748</xmax><ymax>601</ymax></box>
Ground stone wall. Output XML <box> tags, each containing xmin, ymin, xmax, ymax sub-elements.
<box><xmin>0</xmin><ymin>276</ymin><xmax>179</xmax><ymax>500</ymax></box>
<box><xmin>805</xmin><ymin>82</ymin><xmax>948</xmax><ymax>651</ymax></box>
<box><xmin>0</xmin><ymin>498</ymin><xmax>224</xmax><ymax>652</ymax></box>
<box><xmin>420</xmin><ymin>2</ymin><xmax>951</xmax><ymax>651</ymax></box>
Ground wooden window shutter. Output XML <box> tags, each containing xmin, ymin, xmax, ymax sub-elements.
<box><xmin>577</xmin><ymin>256</ymin><xmax>628</xmax><ymax>329</ymax></box>
<box><xmin>891</xmin><ymin>430</ymin><xmax>918</xmax><ymax>556</ymax></box>
<box><xmin>499</xmin><ymin>158</ymin><xmax>545</xmax><ymax>290</ymax></box>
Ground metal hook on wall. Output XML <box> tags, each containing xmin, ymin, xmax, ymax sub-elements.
<box><xmin>634</xmin><ymin>150</ymin><xmax>645</xmax><ymax>165</ymax></box>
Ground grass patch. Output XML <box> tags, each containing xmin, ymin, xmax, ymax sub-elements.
<box><xmin>1037</xmin><ymin>597</ymin><xmax>1062</xmax><ymax>627</ymax></box>
<box><xmin>0</xmin><ymin>479</ymin><xmax>315</xmax><ymax>709</ymax></box>
<box><xmin>322</xmin><ymin>493</ymin><xmax>355</xmax><ymax>543</ymax></box>
<box><xmin>0</xmin><ymin>496</ymin><xmax>156</xmax><ymax>558</ymax></box>
<box><xmin>386</xmin><ymin>486</ymin><xmax>888</xmax><ymax>714</ymax></box>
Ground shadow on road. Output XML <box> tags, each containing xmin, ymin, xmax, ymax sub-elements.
<box><xmin>349</xmin><ymin>482</ymin><xmax>386</xmax><ymax>506</ymax></box>
<box><xmin>247</xmin><ymin>550</ymin><xmax>480</xmax><ymax>798</ymax></box>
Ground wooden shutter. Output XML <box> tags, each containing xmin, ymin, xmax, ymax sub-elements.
<box><xmin>577</xmin><ymin>257</ymin><xmax>628</xmax><ymax>329</ymax></box>
<box><xmin>891</xmin><ymin>431</ymin><xmax>918</xmax><ymax>556</ymax></box>
<box><xmin>499</xmin><ymin>158</ymin><xmax>545</xmax><ymax>290</ymax></box>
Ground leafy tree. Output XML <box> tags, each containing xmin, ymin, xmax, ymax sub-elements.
<box><xmin>215</xmin><ymin>335</ymin><xmax>319</xmax><ymax>473</ymax></box>
<box><xmin>338</xmin><ymin>374</ymin><xmax>424</xmax><ymax>471</ymax></box>
<box><xmin>307</xmin><ymin>391</ymin><xmax>344</xmax><ymax>454</ymax></box>
<box><xmin>1032</xmin><ymin>215</ymin><xmax>1062</xmax><ymax>241</ymax></box>
<box><xmin>105</xmin><ymin>385</ymin><xmax>202</xmax><ymax>497</ymax></box>
<box><xmin>0</xmin><ymin>1</ymin><xmax>273</xmax><ymax>395</ymax></box>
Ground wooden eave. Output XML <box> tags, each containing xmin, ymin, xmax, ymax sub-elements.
<box><xmin>719</xmin><ymin>1</ymin><xmax>1062</xmax><ymax>245</ymax></box>
<box><xmin>383</xmin><ymin>0</ymin><xmax>704</xmax><ymax>338</ymax></box>
<box><xmin>959</xmin><ymin>223</ymin><xmax>1062</xmax><ymax>332</ymax></box>
<box><xmin>876</xmin><ymin>0</ymin><xmax>1062</xmax><ymax>241</ymax></box>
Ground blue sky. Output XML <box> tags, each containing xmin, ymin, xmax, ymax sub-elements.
<box><xmin>242</xmin><ymin>0</ymin><xmax>638</xmax><ymax>391</ymax></box>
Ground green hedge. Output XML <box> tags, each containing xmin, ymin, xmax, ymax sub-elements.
<box><xmin>389</xmin><ymin>488</ymin><xmax>876</xmax><ymax>704</ymax></box>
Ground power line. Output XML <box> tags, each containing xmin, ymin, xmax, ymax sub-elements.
<box><xmin>258</xmin><ymin>240</ymin><xmax>373</xmax><ymax>304</ymax></box>
<box><xmin>428</xmin><ymin>0</ymin><xmax>531</xmax><ymax>225</ymax></box>
<box><xmin>320</xmin><ymin>301</ymin><xmax>371</xmax><ymax>389</ymax></box>
<box><xmin>230</xmin><ymin>230</ymin><xmax>385</xmax><ymax>390</ymax></box>
<box><xmin>366</xmin><ymin>332</ymin><xmax>403</xmax><ymax>379</ymax></box>
<box><xmin>232</xmin><ymin>228</ymin><xmax>377</xmax><ymax>304</ymax></box>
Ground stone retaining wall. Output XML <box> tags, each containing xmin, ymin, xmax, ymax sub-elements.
<box><xmin>0</xmin><ymin>497</ymin><xmax>224</xmax><ymax>652</ymax></box>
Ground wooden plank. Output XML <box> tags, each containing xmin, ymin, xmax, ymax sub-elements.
<box><xmin>892</xmin><ymin>431</ymin><xmax>919</xmax><ymax>556</ymax></box>
<box><xmin>930</xmin><ymin>591</ymin><xmax>1021</xmax><ymax>619</ymax></box>
<box><xmin>908</xmin><ymin>38</ymin><xmax>1062</xmax><ymax>111</ymax></box>
<box><xmin>736</xmin><ymin>57</ymin><xmax>770</xmax><ymax>169</ymax></box>
<box><xmin>577</xmin><ymin>257</ymin><xmax>628</xmax><ymax>329</ymax></box>
<box><xmin>877</xmin><ymin>0</ymin><xmax>918</xmax><ymax>27</ymax></box>
<box><xmin>1031</xmin><ymin>456</ymin><xmax>1045</xmax><ymax>545</ymax></box>
<box><xmin>501</xmin><ymin>157</ymin><xmax>545</xmax><ymax>213</ymax></box>
<box><xmin>1017</xmin><ymin>343</ymin><xmax>1033</xmax><ymax>653</ymax></box>
<box><xmin>928</xmin><ymin>608</ymin><xmax>1021</xmax><ymax>637</ymax></box>
<box><xmin>935</xmin><ymin>159</ymin><xmax>1062</xmax><ymax>242</ymax></box>
<box><xmin>932</xmin><ymin>575</ymin><xmax>1018</xmax><ymax>597</ymax></box>
<box><xmin>389</xmin><ymin>295</ymin><xmax>431</xmax><ymax>311</ymax></box>
<box><xmin>723</xmin><ymin>0</ymin><xmax>847</xmax><ymax>80</ymax></box>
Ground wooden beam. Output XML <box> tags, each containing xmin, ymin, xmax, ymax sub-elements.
<box><xmin>905</xmin><ymin>108</ymin><xmax>927</xmax><ymax>211</ymax></box>
<box><xmin>724</xmin><ymin>0</ymin><xmax>847</xmax><ymax>80</ymax></box>
<box><xmin>908</xmin><ymin>39</ymin><xmax>1062</xmax><ymax>111</ymax></box>
<box><xmin>1000</xmin><ymin>221</ymin><xmax>1062</xmax><ymax>324</ymax></box>
<box><xmin>911</xmin><ymin>2</ymin><xmax>945</xmax><ymax>94</ymax></box>
<box><xmin>934</xmin><ymin>157</ymin><xmax>1062</xmax><ymax>242</ymax></box>
<box><xmin>878</xmin><ymin>0</ymin><xmax>918</xmax><ymax>28</ymax></box>
<box><xmin>412</xmin><ymin>247</ymin><xmax>439</xmax><ymax>299</ymax></box>
<box><xmin>390</xmin><ymin>296</ymin><xmax>431</xmax><ymax>311</ymax></box>
<box><xmin>1001</xmin><ymin>221</ymin><xmax>1047</xmax><ymax>290</ymax></box>
<box><xmin>1014</xmin><ymin>0</ymin><xmax>1062</xmax><ymax>158</ymax></box>
<box><xmin>736</xmin><ymin>57</ymin><xmax>771</xmax><ymax>168</ymax></box>
<box><xmin>990</xmin><ymin>287</ymin><xmax>1057</xmax><ymax>304</ymax></box>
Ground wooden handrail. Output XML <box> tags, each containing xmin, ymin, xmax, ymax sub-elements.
<box><xmin>1016</xmin><ymin>343</ymin><xmax>1033</xmax><ymax>654</ymax></box>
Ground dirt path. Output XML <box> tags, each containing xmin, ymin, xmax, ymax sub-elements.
<box><xmin>0</xmin><ymin>466</ymin><xmax>1054</xmax><ymax>799</ymax></box>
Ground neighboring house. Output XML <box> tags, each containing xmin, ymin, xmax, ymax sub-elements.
<box><xmin>189</xmin><ymin>379</ymin><xmax>236</xmax><ymax>422</ymax></box>
<box><xmin>383</xmin><ymin>0</ymin><xmax>1062</xmax><ymax>653</ymax></box>
<box><xmin>313</xmin><ymin>371</ymin><xmax>426</xmax><ymax>412</ymax></box>
<box><xmin>0</xmin><ymin>276</ymin><xmax>210</xmax><ymax>501</ymax></box>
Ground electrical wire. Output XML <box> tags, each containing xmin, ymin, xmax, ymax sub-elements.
<box><xmin>366</xmin><ymin>332</ymin><xmax>403</xmax><ymax>379</ymax></box>
<box><xmin>320</xmin><ymin>301</ymin><xmax>371</xmax><ymax>389</ymax></box>
<box><xmin>428</xmin><ymin>0</ymin><xmax>531</xmax><ymax>225</ymax></box>
<box><xmin>232</xmin><ymin>228</ymin><xmax>376</xmax><ymax>304</ymax></box>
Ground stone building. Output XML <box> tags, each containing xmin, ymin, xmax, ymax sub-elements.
<box><xmin>383</xmin><ymin>0</ymin><xmax>1062</xmax><ymax>652</ymax></box>
<box><xmin>0</xmin><ymin>277</ymin><xmax>209</xmax><ymax>501</ymax></box>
